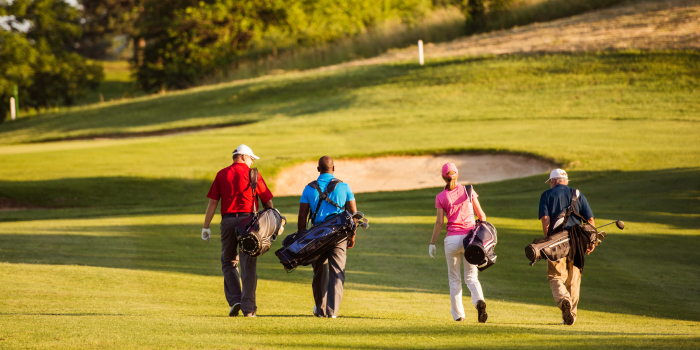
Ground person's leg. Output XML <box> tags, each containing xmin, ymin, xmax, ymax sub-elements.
<box><xmin>463</xmin><ymin>255</ymin><xmax>487</xmax><ymax>323</ymax></box>
<box><xmin>547</xmin><ymin>258</ymin><xmax>571</xmax><ymax>310</ymax></box>
<box><xmin>326</xmin><ymin>241</ymin><xmax>347</xmax><ymax>317</ymax></box>
<box><xmin>239</xmin><ymin>250</ymin><xmax>258</xmax><ymax>316</ymax></box>
<box><xmin>220</xmin><ymin>218</ymin><xmax>242</xmax><ymax>308</ymax></box>
<box><xmin>566</xmin><ymin>259</ymin><xmax>582</xmax><ymax>320</ymax></box>
<box><xmin>548</xmin><ymin>258</ymin><xmax>574</xmax><ymax>324</ymax></box>
<box><xmin>311</xmin><ymin>253</ymin><xmax>329</xmax><ymax>317</ymax></box>
<box><xmin>462</xmin><ymin>256</ymin><xmax>484</xmax><ymax>306</ymax></box>
<box><xmin>444</xmin><ymin>235</ymin><xmax>465</xmax><ymax>320</ymax></box>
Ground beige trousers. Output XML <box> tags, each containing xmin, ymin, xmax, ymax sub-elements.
<box><xmin>547</xmin><ymin>258</ymin><xmax>581</xmax><ymax>319</ymax></box>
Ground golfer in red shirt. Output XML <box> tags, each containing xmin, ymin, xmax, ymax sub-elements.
<box><xmin>201</xmin><ymin>144</ymin><xmax>274</xmax><ymax>317</ymax></box>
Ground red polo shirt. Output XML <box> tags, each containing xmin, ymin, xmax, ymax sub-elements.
<box><xmin>207</xmin><ymin>163</ymin><xmax>273</xmax><ymax>215</ymax></box>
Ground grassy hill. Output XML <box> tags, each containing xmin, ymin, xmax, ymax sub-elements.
<box><xmin>0</xmin><ymin>49</ymin><xmax>699</xmax><ymax>348</ymax></box>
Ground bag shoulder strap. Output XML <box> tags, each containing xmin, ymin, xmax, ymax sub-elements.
<box><xmin>463</xmin><ymin>184</ymin><xmax>473</xmax><ymax>202</ymax></box>
<box><xmin>547</xmin><ymin>188</ymin><xmax>581</xmax><ymax>235</ymax></box>
<box><xmin>308</xmin><ymin>178</ymin><xmax>344</xmax><ymax>224</ymax></box>
<box><xmin>249</xmin><ymin>168</ymin><xmax>259</xmax><ymax>214</ymax></box>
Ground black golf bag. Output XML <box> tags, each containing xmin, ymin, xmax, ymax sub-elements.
<box><xmin>525</xmin><ymin>230</ymin><xmax>570</xmax><ymax>265</ymax></box>
<box><xmin>525</xmin><ymin>224</ymin><xmax>602</xmax><ymax>266</ymax></box>
<box><xmin>463</xmin><ymin>221</ymin><xmax>498</xmax><ymax>271</ymax></box>
<box><xmin>237</xmin><ymin>208</ymin><xmax>287</xmax><ymax>257</ymax></box>
<box><xmin>275</xmin><ymin>211</ymin><xmax>356</xmax><ymax>272</ymax></box>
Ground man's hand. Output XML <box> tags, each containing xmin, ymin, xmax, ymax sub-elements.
<box><xmin>429</xmin><ymin>244</ymin><xmax>436</xmax><ymax>259</ymax></box>
<box><xmin>586</xmin><ymin>243</ymin><xmax>595</xmax><ymax>255</ymax></box>
<box><xmin>201</xmin><ymin>228</ymin><xmax>212</xmax><ymax>242</ymax></box>
<box><xmin>347</xmin><ymin>235</ymin><xmax>356</xmax><ymax>249</ymax></box>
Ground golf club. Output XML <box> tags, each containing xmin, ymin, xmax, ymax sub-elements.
<box><xmin>596</xmin><ymin>220</ymin><xmax>625</xmax><ymax>230</ymax></box>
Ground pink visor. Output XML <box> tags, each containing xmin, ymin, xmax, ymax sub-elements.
<box><xmin>442</xmin><ymin>163</ymin><xmax>458</xmax><ymax>178</ymax></box>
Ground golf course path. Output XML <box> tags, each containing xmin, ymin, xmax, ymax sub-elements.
<box><xmin>274</xmin><ymin>154</ymin><xmax>557</xmax><ymax>196</ymax></box>
<box><xmin>316</xmin><ymin>0</ymin><xmax>700</xmax><ymax>72</ymax></box>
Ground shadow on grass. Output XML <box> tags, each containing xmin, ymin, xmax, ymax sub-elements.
<box><xmin>0</xmin><ymin>168</ymin><xmax>698</xmax><ymax>321</ymax></box>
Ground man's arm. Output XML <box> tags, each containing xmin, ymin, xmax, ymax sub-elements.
<box><xmin>203</xmin><ymin>198</ymin><xmax>219</xmax><ymax>229</ymax></box>
<box><xmin>345</xmin><ymin>200</ymin><xmax>357</xmax><ymax>214</ymax></box>
<box><xmin>345</xmin><ymin>200</ymin><xmax>358</xmax><ymax>248</ymax></box>
<box><xmin>586</xmin><ymin>217</ymin><xmax>596</xmax><ymax>254</ymax></box>
<box><xmin>298</xmin><ymin>203</ymin><xmax>310</xmax><ymax>232</ymax></box>
<box><xmin>263</xmin><ymin>199</ymin><xmax>273</xmax><ymax>209</ymax></box>
<box><xmin>541</xmin><ymin>216</ymin><xmax>550</xmax><ymax>237</ymax></box>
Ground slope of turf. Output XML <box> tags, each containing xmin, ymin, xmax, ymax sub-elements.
<box><xmin>0</xmin><ymin>51</ymin><xmax>698</xmax><ymax>348</ymax></box>
<box><xmin>0</xmin><ymin>51</ymin><xmax>697</xmax><ymax>144</ymax></box>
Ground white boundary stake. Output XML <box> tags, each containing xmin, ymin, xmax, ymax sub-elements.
<box><xmin>10</xmin><ymin>97</ymin><xmax>16</xmax><ymax>121</ymax></box>
<box><xmin>418</xmin><ymin>40</ymin><xmax>424</xmax><ymax>66</ymax></box>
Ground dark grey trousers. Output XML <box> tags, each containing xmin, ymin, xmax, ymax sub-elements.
<box><xmin>220</xmin><ymin>216</ymin><xmax>257</xmax><ymax>315</ymax></box>
<box><xmin>312</xmin><ymin>240</ymin><xmax>347</xmax><ymax>317</ymax></box>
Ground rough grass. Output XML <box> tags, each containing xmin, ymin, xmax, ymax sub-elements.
<box><xmin>0</xmin><ymin>52</ymin><xmax>698</xmax><ymax>348</ymax></box>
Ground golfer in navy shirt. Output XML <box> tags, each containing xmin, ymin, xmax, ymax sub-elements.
<box><xmin>538</xmin><ymin>169</ymin><xmax>596</xmax><ymax>325</ymax></box>
<box><xmin>297</xmin><ymin>156</ymin><xmax>357</xmax><ymax>318</ymax></box>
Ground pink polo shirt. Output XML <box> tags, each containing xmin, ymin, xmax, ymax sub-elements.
<box><xmin>435</xmin><ymin>185</ymin><xmax>479</xmax><ymax>236</ymax></box>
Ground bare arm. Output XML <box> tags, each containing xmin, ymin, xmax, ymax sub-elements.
<box><xmin>541</xmin><ymin>216</ymin><xmax>550</xmax><ymax>237</ymax></box>
<box><xmin>298</xmin><ymin>203</ymin><xmax>310</xmax><ymax>232</ymax></box>
<box><xmin>345</xmin><ymin>200</ymin><xmax>357</xmax><ymax>214</ymax></box>
<box><xmin>586</xmin><ymin>217</ymin><xmax>596</xmax><ymax>254</ymax></box>
<box><xmin>430</xmin><ymin>208</ymin><xmax>445</xmax><ymax>245</ymax></box>
<box><xmin>472</xmin><ymin>197</ymin><xmax>486</xmax><ymax>222</ymax></box>
<box><xmin>203</xmin><ymin>198</ymin><xmax>219</xmax><ymax>229</ymax></box>
<box><xmin>345</xmin><ymin>200</ymin><xmax>358</xmax><ymax>249</ymax></box>
<box><xmin>263</xmin><ymin>199</ymin><xmax>273</xmax><ymax>209</ymax></box>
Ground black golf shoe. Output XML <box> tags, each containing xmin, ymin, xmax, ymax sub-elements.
<box><xmin>229</xmin><ymin>303</ymin><xmax>241</xmax><ymax>317</ymax></box>
<box><xmin>476</xmin><ymin>300</ymin><xmax>488</xmax><ymax>323</ymax></box>
<box><xmin>561</xmin><ymin>300</ymin><xmax>575</xmax><ymax>325</ymax></box>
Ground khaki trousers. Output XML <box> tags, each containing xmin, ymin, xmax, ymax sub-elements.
<box><xmin>547</xmin><ymin>258</ymin><xmax>581</xmax><ymax>319</ymax></box>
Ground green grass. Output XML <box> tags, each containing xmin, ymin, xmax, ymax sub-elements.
<box><xmin>0</xmin><ymin>51</ymin><xmax>699</xmax><ymax>348</ymax></box>
<box><xmin>74</xmin><ymin>60</ymin><xmax>141</xmax><ymax>106</ymax></box>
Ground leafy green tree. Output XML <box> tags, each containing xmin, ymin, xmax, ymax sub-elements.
<box><xmin>77</xmin><ymin>0</ymin><xmax>141</xmax><ymax>58</ymax></box>
<box><xmin>133</xmin><ymin>0</ymin><xmax>288</xmax><ymax>91</ymax></box>
<box><xmin>0</xmin><ymin>0</ymin><xmax>103</xmax><ymax>120</ymax></box>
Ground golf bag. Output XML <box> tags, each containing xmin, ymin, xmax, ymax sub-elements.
<box><xmin>234</xmin><ymin>167</ymin><xmax>286</xmax><ymax>257</ymax></box>
<box><xmin>525</xmin><ymin>230</ymin><xmax>570</xmax><ymax>265</ymax></box>
<box><xmin>463</xmin><ymin>221</ymin><xmax>498</xmax><ymax>271</ymax></box>
<box><xmin>525</xmin><ymin>224</ymin><xmax>601</xmax><ymax>267</ymax></box>
<box><xmin>275</xmin><ymin>211</ymin><xmax>356</xmax><ymax>272</ymax></box>
<box><xmin>237</xmin><ymin>208</ymin><xmax>287</xmax><ymax>257</ymax></box>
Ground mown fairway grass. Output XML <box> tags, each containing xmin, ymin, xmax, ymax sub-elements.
<box><xmin>0</xmin><ymin>51</ymin><xmax>698</xmax><ymax>349</ymax></box>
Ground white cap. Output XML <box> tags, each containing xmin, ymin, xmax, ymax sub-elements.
<box><xmin>232</xmin><ymin>144</ymin><xmax>260</xmax><ymax>159</ymax></box>
<box><xmin>545</xmin><ymin>169</ymin><xmax>568</xmax><ymax>183</ymax></box>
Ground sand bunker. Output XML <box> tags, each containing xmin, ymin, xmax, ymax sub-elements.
<box><xmin>274</xmin><ymin>154</ymin><xmax>556</xmax><ymax>196</ymax></box>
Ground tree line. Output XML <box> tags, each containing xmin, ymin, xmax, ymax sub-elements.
<box><xmin>1</xmin><ymin>0</ymin><xmax>516</xmax><ymax>121</ymax></box>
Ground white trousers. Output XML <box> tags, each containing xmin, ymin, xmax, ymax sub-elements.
<box><xmin>444</xmin><ymin>234</ymin><xmax>485</xmax><ymax>320</ymax></box>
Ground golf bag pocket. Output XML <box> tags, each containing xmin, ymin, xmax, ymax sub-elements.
<box><xmin>525</xmin><ymin>230</ymin><xmax>570</xmax><ymax>265</ymax></box>
<box><xmin>463</xmin><ymin>221</ymin><xmax>498</xmax><ymax>272</ymax></box>
<box><xmin>236</xmin><ymin>208</ymin><xmax>286</xmax><ymax>257</ymax></box>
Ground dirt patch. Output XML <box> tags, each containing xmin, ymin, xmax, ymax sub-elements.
<box><xmin>316</xmin><ymin>0</ymin><xmax>700</xmax><ymax>72</ymax></box>
<box><xmin>0</xmin><ymin>198</ymin><xmax>39</xmax><ymax>211</ymax></box>
<box><xmin>274</xmin><ymin>154</ymin><xmax>557</xmax><ymax>196</ymax></box>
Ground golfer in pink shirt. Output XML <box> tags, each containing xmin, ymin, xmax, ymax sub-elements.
<box><xmin>429</xmin><ymin>163</ymin><xmax>488</xmax><ymax>322</ymax></box>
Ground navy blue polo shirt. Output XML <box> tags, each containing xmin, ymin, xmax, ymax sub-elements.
<box><xmin>539</xmin><ymin>184</ymin><xmax>594</xmax><ymax>228</ymax></box>
<box><xmin>301</xmin><ymin>173</ymin><xmax>355</xmax><ymax>225</ymax></box>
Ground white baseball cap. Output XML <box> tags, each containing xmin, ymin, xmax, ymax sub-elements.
<box><xmin>232</xmin><ymin>144</ymin><xmax>260</xmax><ymax>159</ymax></box>
<box><xmin>545</xmin><ymin>169</ymin><xmax>568</xmax><ymax>183</ymax></box>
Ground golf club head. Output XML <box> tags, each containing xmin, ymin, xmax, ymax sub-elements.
<box><xmin>616</xmin><ymin>220</ymin><xmax>625</xmax><ymax>230</ymax></box>
<box><xmin>352</xmin><ymin>211</ymin><xmax>365</xmax><ymax>220</ymax></box>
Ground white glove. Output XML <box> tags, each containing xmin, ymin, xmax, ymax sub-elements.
<box><xmin>429</xmin><ymin>244</ymin><xmax>436</xmax><ymax>259</ymax></box>
<box><xmin>201</xmin><ymin>228</ymin><xmax>211</xmax><ymax>242</ymax></box>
